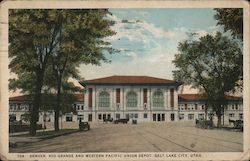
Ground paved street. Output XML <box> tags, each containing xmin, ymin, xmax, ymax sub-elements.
<box><xmin>10</xmin><ymin>122</ymin><xmax>243</xmax><ymax>152</ymax></box>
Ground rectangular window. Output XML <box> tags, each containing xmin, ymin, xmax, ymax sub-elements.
<box><xmin>170</xmin><ymin>113</ymin><xmax>174</xmax><ymax>121</ymax></box>
<box><xmin>179</xmin><ymin>114</ymin><xmax>184</xmax><ymax>120</ymax></box>
<box><xmin>116</xmin><ymin>113</ymin><xmax>120</xmax><ymax>119</ymax></box>
<box><xmin>98</xmin><ymin>114</ymin><xmax>102</xmax><ymax>120</ymax></box>
<box><xmin>185</xmin><ymin>104</ymin><xmax>187</xmax><ymax>110</ymax></box>
<box><xmin>198</xmin><ymin>114</ymin><xmax>204</xmax><ymax>119</ymax></box>
<box><xmin>88</xmin><ymin>114</ymin><xmax>92</xmax><ymax>122</ymax></box>
<box><xmin>103</xmin><ymin>114</ymin><xmax>106</xmax><ymax>120</ymax></box>
<box><xmin>144</xmin><ymin>113</ymin><xmax>148</xmax><ymax>119</ymax></box>
<box><xmin>195</xmin><ymin>104</ymin><xmax>198</xmax><ymax>110</ymax></box>
<box><xmin>157</xmin><ymin>114</ymin><xmax>161</xmax><ymax>121</ymax></box>
<box><xmin>239</xmin><ymin>113</ymin><xmax>243</xmax><ymax>120</ymax></box>
<box><xmin>116</xmin><ymin>88</ymin><xmax>120</xmax><ymax>103</ymax></box>
<box><xmin>229</xmin><ymin>113</ymin><xmax>235</xmax><ymax>118</ymax></box>
<box><xmin>77</xmin><ymin>115</ymin><xmax>84</xmax><ymax>120</ymax></box>
<box><xmin>170</xmin><ymin>89</ymin><xmax>174</xmax><ymax>107</ymax></box>
<box><xmin>17</xmin><ymin>103</ymin><xmax>21</xmax><ymax>110</ymax></box>
<box><xmin>188</xmin><ymin>114</ymin><xmax>194</xmax><ymax>120</ymax></box>
<box><xmin>153</xmin><ymin>114</ymin><xmax>156</xmax><ymax>121</ymax></box>
<box><xmin>66</xmin><ymin>113</ymin><xmax>73</xmax><ymax>122</ymax></box>
<box><xmin>162</xmin><ymin>114</ymin><xmax>165</xmax><ymax>121</ymax></box>
<box><xmin>235</xmin><ymin>104</ymin><xmax>238</xmax><ymax>110</ymax></box>
<box><xmin>135</xmin><ymin>113</ymin><xmax>138</xmax><ymax>119</ymax></box>
<box><xmin>88</xmin><ymin>88</ymin><xmax>92</xmax><ymax>108</ymax></box>
<box><xmin>143</xmin><ymin>88</ymin><xmax>147</xmax><ymax>103</ymax></box>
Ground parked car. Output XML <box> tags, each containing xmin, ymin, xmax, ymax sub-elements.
<box><xmin>195</xmin><ymin>119</ymin><xmax>213</xmax><ymax>129</ymax></box>
<box><xmin>229</xmin><ymin>119</ymin><xmax>243</xmax><ymax>131</ymax></box>
<box><xmin>114</xmin><ymin>118</ymin><xmax>129</xmax><ymax>124</ymax></box>
<box><xmin>103</xmin><ymin>118</ymin><xmax>113</xmax><ymax>123</ymax></box>
<box><xmin>79</xmin><ymin>122</ymin><xmax>90</xmax><ymax>131</ymax></box>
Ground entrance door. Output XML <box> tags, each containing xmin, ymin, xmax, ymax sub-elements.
<box><xmin>157</xmin><ymin>114</ymin><xmax>161</xmax><ymax>121</ymax></box>
<box><xmin>153</xmin><ymin>114</ymin><xmax>156</xmax><ymax>121</ymax></box>
<box><xmin>116</xmin><ymin>114</ymin><xmax>120</xmax><ymax>119</ymax></box>
<box><xmin>162</xmin><ymin>114</ymin><xmax>165</xmax><ymax>121</ymax></box>
<box><xmin>171</xmin><ymin>113</ymin><xmax>175</xmax><ymax>121</ymax></box>
<box><xmin>103</xmin><ymin>114</ymin><xmax>106</xmax><ymax>120</ymax></box>
<box><xmin>88</xmin><ymin>114</ymin><xmax>92</xmax><ymax>122</ymax></box>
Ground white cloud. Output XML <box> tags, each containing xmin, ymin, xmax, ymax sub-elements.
<box><xmin>105</xmin><ymin>15</ymin><xmax>175</xmax><ymax>46</ymax></box>
<box><xmin>81</xmin><ymin>14</ymin><xmax>220</xmax><ymax>82</ymax></box>
<box><xmin>138</xmin><ymin>21</ymin><xmax>175</xmax><ymax>39</ymax></box>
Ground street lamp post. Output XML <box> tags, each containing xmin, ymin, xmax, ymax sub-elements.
<box><xmin>43</xmin><ymin>112</ymin><xmax>47</xmax><ymax>132</ymax></box>
<box><xmin>59</xmin><ymin>111</ymin><xmax>63</xmax><ymax>130</ymax></box>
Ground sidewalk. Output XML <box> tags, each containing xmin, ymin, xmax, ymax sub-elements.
<box><xmin>9</xmin><ymin>128</ymin><xmax>79</xmax><ymax>148</ymax></box>
<box><xmin>10</xmin><ymin>128</ymin><xmax>54</xmax><ymax>137</ymax></box>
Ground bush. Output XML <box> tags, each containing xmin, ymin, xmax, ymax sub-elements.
<box><xmin>9</xmin><ymin>124</ymin><xmax>43</xmax><ymax>133</ymax></box>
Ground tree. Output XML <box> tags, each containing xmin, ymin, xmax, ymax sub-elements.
<box><xmin>47</xmin><ymin>10</ymin><xmax>116</xmax><ymax>131</ymax></box>
<box><xmin>173</xmin><ymin>32</ymin><xmax>242</xmax><ymax>127</ymax></box>
<box><xmin>9</xmin><ymin>9</ymin><xmax>116</xmax><ymax>135</ymax></box>
<box><xmin>214</xmin><ymin>8</ymin><xmax>243</xmax><ymax>41</ymax></box>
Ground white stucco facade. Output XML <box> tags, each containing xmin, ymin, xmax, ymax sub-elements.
<box><xmin>8</xmin><ymin>76</ymin><xmax>243</xmax><ymax>125</ymax></box>
<box><xmin>80</xmin><ymin>85</ymin><xmax>179</xmax><ymax>123</ymax></box>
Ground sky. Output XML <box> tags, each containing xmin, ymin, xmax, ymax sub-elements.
<box><xmin>10</xmin><ymin>8</ymin><xmax>224</xmax><ymax>96</ymax></box>
<box><xmin>79</xmin><ymin>8</ymin><xmax>222</xmax><ymax>82</ymax></box>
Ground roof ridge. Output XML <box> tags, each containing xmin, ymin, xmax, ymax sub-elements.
<box><xmin>83</xmin><ymin>75</ymin><xmax>175</xmax><ymax>81</ymax></box>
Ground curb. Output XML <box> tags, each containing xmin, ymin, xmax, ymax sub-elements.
<box><xmin>38</xmin><ymin>130</ymin><xmax>79</xmax><ymax>140</ymax></box>
<box><xmin>10</xmin><ymin>129</ymin><xmax>80</xmax><ymax>149</ymax></box>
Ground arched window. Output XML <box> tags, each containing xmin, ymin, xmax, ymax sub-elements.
<box><xmin>126</xmin><ymin>91</ymin><xmax>137</xmax><ymax>107</ymax></box>
<box><xmin>153</xmin><ymin>91</ymin><xmax>164</xmax><ymax>107</ymax></box>
<box><xmin>99</xmin><ymin>91</ymin><xmax>110</xmax><ymax>107</ymax></box>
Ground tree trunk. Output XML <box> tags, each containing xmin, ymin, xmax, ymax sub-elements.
<box><xmin>54</xmin><ymin>76</ymin><xmax>62</xmax><ymax>131</ymax></box>
<box><xmin>29</xmin><ymin>68</ymin><xmax>44</xmax><ymax>136</ymax></box>
<box><xmin>217</xmin><ymin>114</ymin><xmax>222</xmax><ymax>128</ymax></box>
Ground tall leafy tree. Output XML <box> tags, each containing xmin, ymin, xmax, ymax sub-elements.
<box><xmin>9</xmin><ymin>9</ymin><xmax>115</xmax><ymax>135</ymax></box>
<box><xmin>214</xmin><ymin>8</ymin><xmax>243</xmax><ymax>41</ymax></box>
<box><xmin>173</xmin><ymin>32</ymin><xmax>242</xmax><ymax>127</ymax></box>
<box><xmin>214</xmin><ymin>8</ymin><xmax>243</xmax><ymax>91</ymax></box>
<box><xmin>45</xmin><ymin>10</ymin><xmax>116</xmax><ymax>131</ymax></box>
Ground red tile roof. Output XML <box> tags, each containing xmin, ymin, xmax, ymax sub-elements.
<box><xmin>74</xmin><ymin>93</ymin><xmax>84</xmax><ymax>102</ymax></box>
<box><xmin>9</xmin><ymin>94</ymin><xmax>84</xmax><ymax>102</ymax></box>
<box><xmin>80</xmin><ymin>75</ymin><xmax>179</xmax><ymax>86</ymax></box>
<box><xmin>9</xmin><ymin>95</ymin><xmax>32</xmax><ymax>102</ymax></box>
<box><xmin>178</xmin><ymin>94</ymin><xmax>242</xmax><ymax>102</ymax></box>
<box><xmin>178</xmin><ymin>94</ymin><xmax>205</xmax><ymax>101</ymax></box>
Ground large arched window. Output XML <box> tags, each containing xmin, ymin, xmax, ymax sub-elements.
<box><xmin>153</xmin><ymin>91</ymin><xmax>164</xmax><ymax>107</ymax></box>
<box><xmin>126</xmin><ymin>91</ymin><xmax>137</xmax><ymax>107</ymax></box>
<box><xmin>99</xmin><ymin>91</ymin><xmax>110</xmax><ymax>107</ymax></box>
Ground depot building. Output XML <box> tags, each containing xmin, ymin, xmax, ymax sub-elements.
<box><xmin>9</xmin><ymin>75</ymin><xmax>243</xmax><ymax>124</ymax></box>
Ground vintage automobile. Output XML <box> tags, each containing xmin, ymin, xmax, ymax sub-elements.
<box><xmin>229</xmin><ymin>119</ymin><xmax>243</xmax><ymax>131</ymax></box>
<box><xmin>79</xmin><ymin>122</ymin><xmax>90</xmax><ymax>131</ymax></box>
<box><xmin>103</xmin><ymin>118</ymin><xmax>113</xmax><ymax>123</ymax></box>
<box><xmin>195</xmin><ymin>119</ymin><xmax>213</xmax><ymax>129</ymax></box>
<box><xmin>114</xmin><ymin>118</ymin><xmax>129</xmax><ymax>124</ymax></box>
